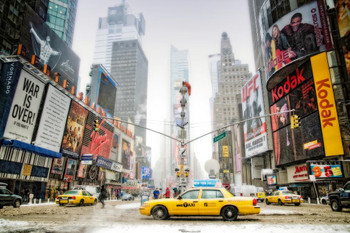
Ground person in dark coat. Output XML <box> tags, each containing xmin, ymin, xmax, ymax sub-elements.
<box><xmin>99</xmin><ymin>185</ymin><xmax>108</xmax><ymax>208</ymax></box>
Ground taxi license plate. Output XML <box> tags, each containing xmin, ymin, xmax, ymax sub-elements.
<box><xmin>60</xmin><ymin>200</ymin><xmax>68</xmax><ymax>204</ymax></box>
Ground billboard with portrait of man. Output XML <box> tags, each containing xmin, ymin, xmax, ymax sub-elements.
<box><xmin>18</xmin><ymin>4</ymin><xmax>80</xmax><ymax>94</ymax></box>
<box><xmin>259</xmin><ymin>0</ymin><xmax>332</xmax><ymax>88</ymax></box>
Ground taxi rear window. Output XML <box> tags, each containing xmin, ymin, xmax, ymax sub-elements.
<box><xmin>64</xmin><ymin>191</ymin><xmax>80</xmax><ymax>195</ymax></box>
<box><xmin>201</xmin><ymin>190</ymin><xmax>224</xmax><ymax>199</ymax></box>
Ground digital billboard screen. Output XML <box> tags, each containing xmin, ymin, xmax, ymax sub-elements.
<box><xmin>97</xmin><ymin>71</ymin><xmax>117</xmax><ymax>116</ymax></box>
<box><xmin>259</xmin><ymin>0</ymin><xmax>332</xmax><ymax>86</ymax></box>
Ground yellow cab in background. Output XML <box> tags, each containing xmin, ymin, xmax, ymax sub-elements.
<box><xmin>139</xmin><ymin>187</ymin><xmax>260</xmax><ymax>221</ymax></box>
<box><xmin>56</xmin><ymin>190</ymin><xmax>97</xmax><ymax>206</ymax></box>
<box><xmin>265</xmin><ymin>189</ymin><xmax>303</xmax><ymax>206</ymax></box>
<box><xmin>256</xmin><ymin>192</ymin><xmax>266</xmax><ymax>202</ymax></box>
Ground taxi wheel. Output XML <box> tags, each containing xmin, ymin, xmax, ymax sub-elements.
<box><xmin>221</xmin><ymin>206</ymin><xmax>238</xmax><ymax>221</ymax></box>
<box><xmin>278</xmin><ymin>199</ymin><xmax>283</xmax><ymax>206</ymax></box>
<box><xmin>79</xmin><ymin>199</ymin><xmax>84</xmax><ymax>206</ymax></box>
<box><xmin>295</xmin><ymin>203</ymin><xmax>300</xmax><ymax>206</ymax></box>
<box><xmin>151</xmin><ymin>206</ymin><xmax>169</xmax><ymax>220</ymax></box>
<box><xmin>331</xmin><ymin>199</ymin><xmax>342</xmax><ymax>212</ymax></box>
<box><xmin>266</xmin><ymin>199</ymin><xmax>270</xmax><ymax>205</ymax></box>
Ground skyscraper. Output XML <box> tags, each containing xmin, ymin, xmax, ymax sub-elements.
<box><xmin>46</xmin><ymin>0</ymin><xmax>78</xmax><ymax>48</ymax></box>
<box><xmin>213</xmin><ymin>32</ymin><xmax>251</xmax><ymax>185</ymax></box>
<box><xmin>91</xmin><ymin>2</ymin><xmax>148</xmax><ymax>143</ymax></box>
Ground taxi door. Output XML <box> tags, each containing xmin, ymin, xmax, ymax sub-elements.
<box><xmin>170</xmin><ymin>189</ymin><xmax>200</xmax><ymax>215</ymax></box>
<box><xmin>198</xmin><ymin>189</ymin><xmax>225</xmax><ymax>215</ymax></box>
<box><xmin>273</xmin><ymin>192</ymin><xmax>280</xmax><ymax>203</ymax></box>
<box><xmin>82</xmin><ymin>191</ymin><xmax>94</xmax><ymax>204</ymax></box>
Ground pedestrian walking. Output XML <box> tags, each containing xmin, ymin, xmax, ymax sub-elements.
<box><xmin>165</xmin><ymin>187</ymin><xmax>170</xmax><ymax>198</ymax></box>
<box><xmin>99</xmin><ymin>185</ymin><xmax>107</xmax><ymax>208</ymax></box>
<box><xmin>153</xmin><ymin>188</ymin><xmax>160</xmax><ymax>199</ymax></box>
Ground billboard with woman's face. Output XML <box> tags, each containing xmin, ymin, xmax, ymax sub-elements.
<box><xmin>259</xmin><ymin>0</ymin><xmax>332</xmax><ymax>87</ymax></box>
<box><xmin>122</xmin><ymin>139</ymin><xmax>131</xmax><ymax>170</ymax></box>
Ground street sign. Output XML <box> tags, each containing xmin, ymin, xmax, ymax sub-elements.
<box><xmin>213</xmin><ymin>132</ymin><xmax>226</xmax><ymax>143</ymax></box>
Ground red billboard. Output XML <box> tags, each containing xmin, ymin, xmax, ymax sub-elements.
<box><xmin>80</xmin><ymin>113</ymin><xmax>113</xmax><ymax>159</ymax></box>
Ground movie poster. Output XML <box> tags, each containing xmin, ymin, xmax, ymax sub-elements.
<box><xmin>77</xmin><ymin>162</ymin><xmax>87</xmax><ymax>179</ymax></box>
<box><xmin>64</xmin><ymin>159</ymin><xmax>77</xmax><ymax>182</ymax></box>
<box><xmin>51</xmin><ymin>158</ymin><xmax>64</xmax><ymax>175</ymax></box>
<box><xmin>61</xmin><ymin>101</ymin><xmax>88</xmax><ymax>158</ymax></box>
<box><xmin>270</xmin><ymin>96</ymin><xmax>291</xmax><ymax>132</ymax></box>
<box><xmin>259</xmin><ymin>0</ymin><xmax>332</xmax><ymax>82</ymax></box>
<box><xmin>122</xmin><ymin>139</ymin><xmax>132</xmax><ymax>170</ymax></box>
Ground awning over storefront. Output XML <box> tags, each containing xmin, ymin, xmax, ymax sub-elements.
<box><xmin>1</xmin><ymin>139</ymin><xmax>62</xmax><ymax>159</ymax></box>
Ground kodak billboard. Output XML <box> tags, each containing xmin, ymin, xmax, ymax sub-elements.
<box><xmin>311</xmin><ymin>52</ymin><xmax>344</xmax><ymax>156</ymax></box>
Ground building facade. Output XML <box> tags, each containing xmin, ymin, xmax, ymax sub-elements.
<box><xmin>91</xmin><ymin>2</ymin><xmax>148</xmax><ymax>145</ymax></box>
<box><xmin>248</xmin><ymin>0</ymin><xmax>350</xmax><ymax>201</ymax></box>
<box><xmin>212</xmin><ymin>32</ymin><xmax>251</xmax><ymax>187</ymax></box>
<box><xmin>46</xmin><ymin>0</ymin><xmax>78</xmax><ymax>48</ymax></box>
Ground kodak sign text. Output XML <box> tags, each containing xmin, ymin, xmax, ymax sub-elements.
<box><xmin>311</xmin><ymin>53</ymin><xmax>344</xmax><ymax>156</ymax></box>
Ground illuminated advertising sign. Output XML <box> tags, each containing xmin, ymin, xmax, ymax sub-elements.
<box><xmin>51</xmin><ymin>158</ymin><xmax>64</xmax><ymax>175</ymax></box>
<box><xmin>19</xmin><ymin>5</ymin><xmax>80</xmax><ymax>94</ymax></box>
<box><xmin>122</xmin><ymin>139</ymin><xmax>132</xmax><ymax>171</ymax></box>
<box><xmin>266</xmin><ymin>175</ymin><xmax>277</xmax><ymax>185</ymax></box>
<box><xmin>3</xmin><ymin>69</ymin><xmax>45</xmax><ymax>143</ymax></box>
<box><xmin>110</xmin><ymin>130</ymin><xmax>120</xmax><ymax>162</ymax></box>
<box><xmin>311</xmin><ymin>52</ymin><xmax>344</xmax><ymax>156</ymax></box>
<box><xmin>259</xmin><ymin>0</ymin><xmax>332</xmax><ymax>85</ymax></box>
<box><xmin>241</xmin><ymin>72</ymin><xmax>268</xmax><ymax>157</ymax></box>
<box><xmin>141</xmin><ymin>166</ymin><xmax>152</xmax><ymax>180</ymax></box>
<box><xmin>80</xmin><ymin>114</ymin><xmax>114</xmax><ymax>159</ymax></box>
<box><xmin>64</xmin><ymin>158</ymin><xmax>77</xmax><ymax>182</ymax></box>
<box><xmin>34</xmin><ymin>85</ymin><xmax>71</xmax><ymax>152</ymax></box>
<box><xmin>61</xmin><ymin>101</ymin><xmax>88</xmax><ymax>159</ymax></box>
<box><xmin>97</xmin><ymin>69</ymin><xmax>117</xmax><ymax>116</ymax></box>
<box><xmin>310</xmin><ymin>162</ymin><xmax>343</xmax><ymax>178</ymax></box>
<box><xmin>287</xmin><ymin>164</ymin><xmax>309</xmax><ymax>183</ymax></box>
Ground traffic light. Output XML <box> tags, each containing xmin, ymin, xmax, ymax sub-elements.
<box><xmin>290</xmin><ymin>115</ymin><xmax>300</xmax><ymax>129</ymax></box>
<box><xmin>93</xmin><ymin>120</ymin><xmax>99</xmax><ymax>132</ymax></box>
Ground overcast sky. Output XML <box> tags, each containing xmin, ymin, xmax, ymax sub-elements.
<box><xmin>72</xmin><ymin>0</ymin><xmax>255</xmax><ymax>175</ymax></box>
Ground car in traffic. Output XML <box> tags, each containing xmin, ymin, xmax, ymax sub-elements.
<box><xmin>121</xmin><ymin>193</ymin><xmax>135</xmax><ymax>201</ymax></box>
<box><xmin>73</xmin><ymin>185</ymin><xmax>100</xmax><ymax>199</ymax></box>
<box><xmin>139</xmin><ymin>187</ymin><xmax>260</xmax><ymax>221</ymax></box>
<box><xmin>0</xmin><ymin>183</ymin><xmax>22</xmax><ymax>209</ymax></box>
<box><xmin>265</xmin><ymin>190</ymin><xmax>303</xmax><ymax>206</ymax></box>
<box><xmin>256</xmin><ymin>192</ymin><xmax>266</xmax><ymax>202</ymax></box>
<box><xmin>56</xmin><ymin>190</ymin><xmax>97</xmax><ymax>206</ymax></box>
<box><xmin>328</xmin><ymin>181</ymin><xmax>350</xmax><ymax>211</ymax></box>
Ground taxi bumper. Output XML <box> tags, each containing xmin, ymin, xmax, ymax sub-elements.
<box><xmin>237</xmin><ymin>206</ymin><xmax>261</xmax><ymax>215</ymax></box>
<box><xmin>139</xmin><ymin>206</ymin><xmax>151</xmax><ymax>216</ymax></box>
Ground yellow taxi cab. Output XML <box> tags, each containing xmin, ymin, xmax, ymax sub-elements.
<box><xmin>56</xmin><ymin>190</ymin><xmax>97</xmax><ymax>206</ymax></box>
<box><xmin>139</xmin><ymin>187</ymin><xmax>260</xmax><ymax>221</ymax></box>
<box><xmin>265</xmin><ymin>190</ymin><xmax>303</xmax><ymax>206</ymax></box>
<box><xmin>256</xmin><ymin>192</ymin><xmax>266</xmax><ymax>202</ymax></box>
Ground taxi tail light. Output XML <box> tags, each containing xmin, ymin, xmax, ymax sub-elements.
<box><xmin>253</xmin><ymin>198</ymin><xmax>257</xmax><ymax>206</ymax></box>
<box><xmin>285</xmin><ymin>196</ymin><xmax>290</xmax><ymax>199</ymax></box>
<box><xmin>72</xmin><ymin>196</ymin><xmax>76</xmax><ymax>200</ymax></box>
<box><xmin>300</xmin><ymin>195</ymin><xmax>303</xmax><ymax>199</ymax></box>
<box><xmin>56</xmin><ymin>196</ymin><xmax>59</xmax><ymax>199</ymax></box>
